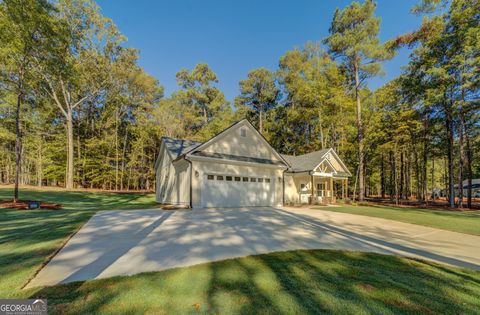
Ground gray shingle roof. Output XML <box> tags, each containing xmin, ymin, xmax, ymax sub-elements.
<box><xmin>162</xmin><ymin>137</ymin><xmax>203</xmax><ymax>159</ymax></box>
<box><xmin>192</xmin><ymin>151</ymin><xmax>286</xmax><ymax>166</ymax></box>
<box><xmin>281</xmin><ymin>149</ymin><xmax>330</xmax><ymax>172</ymax></box>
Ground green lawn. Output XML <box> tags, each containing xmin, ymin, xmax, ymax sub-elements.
<box><xmin>0</xmin><ymin>187</ymin><xmax>158</xmax><ymax>211</ymax></box>
<box><xmin>314</xmin><ymin>204</ymin><xmax>480</xmax><ymax>235</ymax></box>
<box><xmin>0</xmin><ymin>187</ymin><xmax>158</xmax><ymax>299</ymax></box>
<box><xmin>27</xmin><ymin>250</ymin><xmax>480</xmax><ymax>314</ymax></box>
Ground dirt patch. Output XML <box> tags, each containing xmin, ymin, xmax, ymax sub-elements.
<box><xmin>159</xmin><ymin>204</ymin><xmax>190</xmax><ymax>210</ymax></box>
<box><xmin>364</xmin><ymin>197</ymin><xmax>480</xmax><ymax>212</ymax></box>
<box><xmin>0</xmin><ymin>200</ymin><xmax>62</xmax><ymax>210</ymax></box>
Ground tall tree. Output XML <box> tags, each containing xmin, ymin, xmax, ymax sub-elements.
<box><xmin>39</xmin><ymin>0</ymin><xmax>124</xmax><ymax>189</ymax></box>
<box><xmin>235</xmin><ymin>68</ymin><xmax>279</xmax><ymax>134</ymax></box>
<box><xmin>324</xmin><ymin>0</ymin><xmax>393</xmax><ymax>201</ymax></box>
<box><xmin>276</xmin><ymin>43</ymin><xmax>352</xmax><ymax>154</ymax></box>
<box><xmin>0</xmin><ymin>0</ymin><xmax>56</xmax><ymax>200</ymax></box>
<box><xmin>176</xmin><ymin>64</ymin><xmax>222</xmax><ymax>127</ymax></box>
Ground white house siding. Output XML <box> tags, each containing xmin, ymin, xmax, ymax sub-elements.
<box><xmin>156</xmin><ymin>153</ymin><xmax>191</xmax><ymax>205</ymax></box>
<box><xmin>284</xmin><ymin>173</ymin><xmax>332</xmax><ymax>204</ymax></box>
<box><xmin>191</xmin><ymin>159</ymin><xmax>283</xmax><ymax>208</ymax></box>
<box><xmin>202</xmin><ymin>121</ymin><xmax>282</xmax><ymax>162</ymax></box>
<box><xmin>284</xmin><ymin>174</ymin><xmax>297</xmax><ymax>203</ymax></box>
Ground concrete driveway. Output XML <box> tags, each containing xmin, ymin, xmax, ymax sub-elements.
<box><xmin>26</xmin><ymin>207</ymin><xmax>480</xmax><ymax>288</ymax></box>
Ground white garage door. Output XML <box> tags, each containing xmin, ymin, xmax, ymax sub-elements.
<box><xmin>201</xmin><ymin>174</ymin><xmax>275</xmax><ymax>207</ymax></box>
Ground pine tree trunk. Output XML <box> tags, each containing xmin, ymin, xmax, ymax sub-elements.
<box><xmin>465</xmin><ymin>132</ymin><xmax>473</xmax><ymax>208</ymax></box>
<box><xmin>14</xmin><ymin>84</ymin><xmax>23</xmax><ymax>202</ymax></box>
<box><xmin>380</xmin><ymin>153</ymin><xmax>385</xmax><ymax>199</ymax></box>
<box><xmin>457</xmin><ymin>123</ymin><xmax>464</xmax><ymax>208</ymax></box>
<box><xmin>413</xmin><ymin>147</ymin><xmax>420</xmax><ymax>201</ymax></box>
<box><xmin>400</xmin><ymin>152</ymin><xmax>404</xmax><ymax>200</ymax></box>
<box><xmin>354</xmin><ymin>62</ymin><xmax>364</xmax><ymax>201</ymax></box>
<box><xmin>422</xmin><ymin>123</ymin><xmax>428</xmax><ymax>203</ymax></box>
<box><xmin>431</xmin><ymin>157</ymin><xmax>435</xmax><ymax>200</ymax></box>
<box><xmin>203</xmin><ymin>106</ymin><xmax>208</xmax><ymax>125</ymax></box>
<box><xmin>445</xmin><ymin>109</ymin><xmax>455</xmax><ymax>208</ymax></box>
<box><xmin>120</xmin><ymin>132</ymin><xmax>128</xmax><ymax>191</ymax></box>
<box><xmin>394</xmin><ymin>148</ymin><xmax>399</xmax><ymax>206</ymax></box>
<box><xmin>37</xmin><ymin>138</ymin><xmax>42</xmax><ymax>187</ymax></box>
<box><xmin>115</xmin><ymin>108</ymin><xmax>119</xmax><ymax>191</ymax></box>
<box><xmin>318</xmin><ymin>109</ymin><xmax>325</xmax><ymax>149</ymax></box>
<box><xmin>259</xmin><ymin>110</ymin><xmax>263</xmax><ymax>134</ymax></box>
<box><xmin>66</xmin><ymin>108</ymin><xmax>74</xmax><ymax>190</ymax></box>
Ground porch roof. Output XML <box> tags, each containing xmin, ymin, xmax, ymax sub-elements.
<box><xmin>281</xmin><ymin>149</ymin><xmax>330</xmax><ymax>172</ymax></box>
<box><xmin>162</xmin><ymin>137</ymin><xmax>203</xmax><ymax>159</ymax></box>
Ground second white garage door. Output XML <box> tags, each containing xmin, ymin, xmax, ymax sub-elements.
<box><xmin>201</xmin><ymin>174</ymin><xmax>275</xmax><ymax>207</ymax></box>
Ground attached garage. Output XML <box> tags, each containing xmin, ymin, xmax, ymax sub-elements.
<box><xmin>200</xmin><ymin>173</ymin><xmax>275</xmax><ymax>207</ymax></box>
<box><xmin>155</xmin><ymin>119</ymin><xmax>289</xmax><ymax>208</ymax></box>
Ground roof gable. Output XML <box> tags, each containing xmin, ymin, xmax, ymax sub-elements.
<box><xmin>282</xmin><ymin>148</ymin><xmax>351</xmax><ymax>176</ymax></box>
<box><xmin>187</xmin><ymin>119</ymin><xmax>288</xmax><ymax>166</ymax></box>
<box><xmin>314</xmin><ymin>160</ymin><xmax>336</xmax><ymax>173</ymax></box>
<box><xmin>281</xmin><ymin>149</ymin><xmax>330</xmax><ymax>172</ymax></box>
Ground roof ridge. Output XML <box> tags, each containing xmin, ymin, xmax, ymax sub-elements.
<box><xmin>161</xmin><ymin>136</ymin><xmax>203</xmax><ymax>143</ymax></box>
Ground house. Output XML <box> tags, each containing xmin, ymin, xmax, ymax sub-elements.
<box><xmin>154</xmin><ymin>119</ymin><xmax>351</xmax><ymax>208</ymax></box>
<box><xmin>437</xmin><ymin>179</ymin><xmax>480</xmax><ymax>198</ymax></box>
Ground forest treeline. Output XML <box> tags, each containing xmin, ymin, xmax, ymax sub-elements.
<box><xmin>0</xmin><ymin>0</ymin><xmax>479</xmax><ymax>208</ymax></box>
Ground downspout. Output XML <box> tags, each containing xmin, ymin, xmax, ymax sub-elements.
<box><xmin>185</xmin><ymin>156</ymin><xmax>193</xmax><ymax>209</ymax></box>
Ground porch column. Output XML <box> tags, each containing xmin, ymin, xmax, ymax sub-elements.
<box><xmin>330</xmin><ymin>177</ymin><xmax>334</xmax><ymax>201</ymax></box>
<box><xmin>310</xmin><ymin>175</ymin><xmax>314</xmax><ymax>204</ymax></box>
<box><xmin>345</xmin><ymin>178</ymin><xmax>349</xmax><ymax>199</ymax></box>
<box><xmin>341</xmin><ymin>179</ymin><xmax>345</xmax><ymax>199</ymax></box>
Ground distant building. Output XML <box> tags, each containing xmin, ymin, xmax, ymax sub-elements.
<box><xmin>437</xmin><ymin>179</ymin><xmax>480</xmax><ymax>198</ymax></box>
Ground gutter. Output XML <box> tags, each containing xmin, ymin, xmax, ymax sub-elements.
<box><xmin>282</xmin><ymin>169</ymin><xmax>287</xmax><ymax>206</ymax></box>
<box><xmin>184</xmin><ymin>156</ymin><xmax>193</xmax><ymax>209</ymax></box>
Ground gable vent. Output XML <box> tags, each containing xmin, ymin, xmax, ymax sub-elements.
<box><xmin>240</xmin><ymin>128</ymin><xmax>247</xmax><ymax>137</ymax></box>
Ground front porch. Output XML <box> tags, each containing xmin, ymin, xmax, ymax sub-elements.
<box><xmin>284</xmin><ymin>173</ymin><xmax>349</xmax><ymax>205</ymax></box>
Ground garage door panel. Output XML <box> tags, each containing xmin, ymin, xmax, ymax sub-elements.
<box><xmin>201</xmin><ymin>174</ymin><xmax>275</xmax><ymax>207</ymax></box>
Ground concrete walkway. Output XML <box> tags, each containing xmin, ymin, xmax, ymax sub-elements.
<box><xmin>26</xmin><ymin>207</ymin><xmax>480</xmax><ymax>288</ymax></box>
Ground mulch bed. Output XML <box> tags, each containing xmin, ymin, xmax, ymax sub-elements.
<box><xmin>0</xmin><ymin>200</ymin><xmax>62</xmax><ymax>210</ymax></box>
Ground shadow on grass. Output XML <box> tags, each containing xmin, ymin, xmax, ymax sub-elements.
<box><xmin>30</xmin><ymin>249</ymin><xmax>480</xmax><ymax>314</ymax></box>
<box><xmin>0</xmin><ymin>208</ymin><xmax>94</xmax><ymax>298</ymax></box>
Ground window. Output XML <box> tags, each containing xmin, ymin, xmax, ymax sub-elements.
<box><xmin>317</xmin><ymin>183</ymin><xmax>326</xmax><ymax>197</ymax></box>
<box><xmin>235</xmin><ymin>177</ymin><xmax>241</xmax><ymax>181</ymax></box>
<box><xmin>265</xmin><ymin>178</ymin><xmax>271</xmax><ymax>183</ymax></box>
<box><xmin>226</xmin><ymin>176</ymin><xmax>232</xmax><ymax>181</ymax></box>
<box><xmin>243</xmin><ymin>177</ymin><xmax>249</xmax><ymax>182</ymax></box>
<box><xmin>258</xmin><ymin>178</ymin><xmax>264</xmax><ymax>183</ymax></box>
<box><xmin>300</xmin><ymin>183</ymin><xmax>306</xmax><ymax>190</ymax></box>
<box><xmin>217</xmin><ymin>175</ymin><xmax>224</xmax><ymax>180</ymax></box>
<box><xmin>207</xmin><ymin>175</ymin><xmax>214</xmax><ymax>180</ymax></box>
<box><xmin>240</xmin><ymin>128</ymin><xmax>247</xmax><ymax>137</ymax></box>
<box><xmin>250</xmin><ymin>177</ymin><xmax>256</xmax><ymax>182</ymax></box>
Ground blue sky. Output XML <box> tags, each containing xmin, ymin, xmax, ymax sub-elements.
<box><xmin>96</xmin><ymin>0</ymin><xmax>422</xmax><ymax>103</ymax></box>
